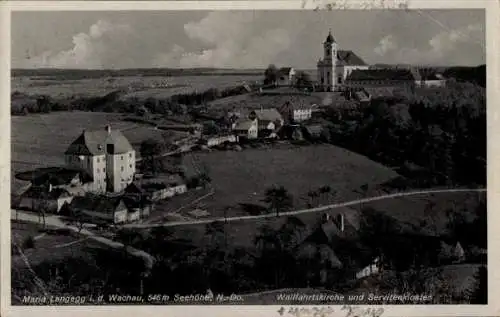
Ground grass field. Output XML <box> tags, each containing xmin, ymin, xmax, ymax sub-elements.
<box><xmin>185</xmin><ymin>144</ymin><xmax>399</xmax><ymax>212</ymax></box>
<box><xmin>207</xmin><ymin>90</ymin><xmax>326</xmax><ymax>111</ymax></box>
<box><xmin>12</xmin><ymin>75</ymin><xmax>262</xmax><ymax>100</ymax></box>
<box><xmin>11</xmin><ymin>111</ymin><xmax>187</xmax><ymax>193</ymax></box>
<box><xmin>11</xmin><ymin>220</ymin><xmax>106</xmax><ymax>268</ymax></box>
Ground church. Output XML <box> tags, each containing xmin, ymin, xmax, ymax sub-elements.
<box><xmin>317</xmin><ymin>30</ymin><xmax>370</xmax><ymax>91</ymax></box>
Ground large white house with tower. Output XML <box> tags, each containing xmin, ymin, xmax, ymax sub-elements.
<box><xmin>317</xmin><ymin>30</ymin><xmax>370</xmax><ymax>91</ymax></box>
<box><xmin>64</xmin><ymin>125</ymin><xmax>136</xmax><ymax>193</ymax></box>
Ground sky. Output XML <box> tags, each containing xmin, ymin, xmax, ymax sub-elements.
<box><xmin>11</xmin><ymin>10</ymin><xmax>486</xmax><ymax>69</ymax></box>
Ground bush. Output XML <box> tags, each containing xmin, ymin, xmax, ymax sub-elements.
<box><xmin>23</xmin><ymin>236</ymin><xmax>36</xmax><ymax>250</ymax></box>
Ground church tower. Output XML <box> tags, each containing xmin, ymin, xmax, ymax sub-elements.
<box><xmin>317</xmin><ymin>30</ymin><xmax>338</xmax><ymax>91</ymax></box>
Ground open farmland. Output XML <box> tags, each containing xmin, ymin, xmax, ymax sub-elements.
<box><xmin>11</xmin><ymin>111</ymin><xmax>187</xmax><ymax>193</ymax></box>
<box><xmin>11</xmin><ymin>74</ymin><xmax>262</xmax><ymax>100</ymax></box>
<box><xmin>184</xmin><ymin>144</ymin><xmax>399</xmax><ymax>214</ymax></box>
<box><xmin>207</xmin><ymin>90</ymin><xmax>326</xmax><ymax>111</ymax></box>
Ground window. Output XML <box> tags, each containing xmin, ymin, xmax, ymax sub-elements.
<box><xmin>97</xmin><ymin>157</ymin><xmax>100</xmax><ymax>163</ymax></box>
<box><xmin>129</xmin><ymin>153</ymin><xmax>132</xmax><ymax>158</ymax></box>
<box><xmin>103</xmin><ymin>168</ymin><xmax>106</xmax><ymax>173</ymax></box>
<box><xmin>121</xmin><ymin>166</ymin><xmax>124</xmax><ymax>172</ymax></box>
<box><xmin>121</xmin><ymin>156</ymin><xmax>123</xmax><ymax>160</ymax></box>
<box><xmin>129</xmin><ymin>164</ymin><xmax>132</xmax><ymax>168</ymax></box>
<box><xmin>97</xmin><ymin>168</ymin><xmax>100</xmax><ymax>173</ymax></box>
<box><xmin>338</xmin><ymin>77</ymin><xmax>342</xmax><ymax>84</ymax></box>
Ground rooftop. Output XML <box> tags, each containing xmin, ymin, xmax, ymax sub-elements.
<box><xmin>233</xmin><ymin>120</ymin><xmax>255</xmax><ymax>131</ymax></box>
<box><xmin>21</xmin><ymin>186</ymin><xmax>72</xmax><ymax>200</ymax></box>
<box><xmin>346</xmin><ymin>69</ymin><xmax>416</xmax><ymax>81</ymax></box>
<box><xmin>15</xmin><ymin>167</ymin><xmax>94</xmax><ymax>185</ymax></box>
<box><xmin>65</xmin><ymin>125</ymin><xmax>134</xmax><ymax>156</ymax></box>
<box><xmin>70</xmin><ymin>194</ymin><xmax>126</xmax><ymax>215</ymax></box>
<box><xmin>318</xmin><ymin>50</ymin><xmax>367</xmax><ymax>66</ymax></box>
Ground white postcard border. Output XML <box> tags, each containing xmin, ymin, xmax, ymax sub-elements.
<box><xmin>1</xmin><ymin>1</ymin><xmax>498</xmax><ymax>317</ymax></box>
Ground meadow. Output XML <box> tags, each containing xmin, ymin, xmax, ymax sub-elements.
<box><xmin>11</xmin><ymin>74</ymin><xmax>262</xmax><ymax>100</ymax></box>
<box><xmin>11</xmin><ymin>111</ymin><xmax>187</xmax><ymax>193</ymax></box>
<box><xmin>207</xmin><ymin>89</ymin><xmax>326</xmax><ymax>111</ymax></box>
<box><xmin>183</xmin><ymin>144</ymin><xmax>399</xmax><ymax>215</ymax></box>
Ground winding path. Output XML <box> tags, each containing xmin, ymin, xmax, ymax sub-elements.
<box><xmin>122</xmin><ymin>187</ymin><xmax>487</xmax><ymax>229</ymax></box>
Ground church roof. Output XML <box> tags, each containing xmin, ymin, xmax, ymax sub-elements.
<box><xmin>65</xmin><ymin>126</ymin><xmax>134</xmax><ymax>156</ymax></box>
<box><xmin>317</xmin><ymin>50</ymin><xmax>367</xmax><ymax>66</ymax></box>
<box><xmin>337</xmin><ymin>50</ymin><xmax>367</xmax><ymax>66</ymax></box>
<box><xmin>346</xmin><ymin>69</ymin><xmax>416</xmax><ymax>81</ymax></box>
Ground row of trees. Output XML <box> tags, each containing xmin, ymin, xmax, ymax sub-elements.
<box><xmin>264</xmin><ymin>64</ymin><xmax>314</xmax><ymax>89</ymax></box>
<box><xmin>15</xmin><ymin>187</ymin><xmax>486</xmax><ymax>303</ymax></box>
<box><xmin>12</xmin><ymin>81</ymin><xmax>258</xmax><ymax>116</ymax></box>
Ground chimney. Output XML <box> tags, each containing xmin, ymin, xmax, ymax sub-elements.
<box><xmin>105</xmin><ymin>125</ymin><xmax>111</xmax><ymax>135</ymax></box>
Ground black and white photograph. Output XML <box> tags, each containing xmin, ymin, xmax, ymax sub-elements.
<box><xmin>5</xmin><ymin>3</ymin><xmax>491</xmax><ymax>310</ymax></box>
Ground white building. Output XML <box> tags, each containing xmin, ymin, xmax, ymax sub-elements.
<box><xmin>277</xmin><ymin>67</ymin><xmax>296</xmax><ymax>86</ymax></box>
<box><xmin>317</xmin><ymin>30</ymin><xmax>370</xmax><ymax>91</ymax></box>
<box><xmin>64</xmin><ymin>125</ymin><xmax>136</xmax><ymax>193</ymax></box>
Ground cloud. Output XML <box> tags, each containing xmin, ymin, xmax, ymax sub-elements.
<box><xmin>374</xmin><ymin>35</ymin><xmax>397</xmax><ymax>56</ymax></box>
<box><xmin>374</xmin><ymin>23</ymin><xmax>485</xmax><ymax>65</ymax></box>
<box><xmin>25</xmin><ymin>20</ymin><xmax>136</xmax><ymax>69</ymax></box>
<box><xmin>153</xmin><ymin>12</ymin><xmax>297</xmax><ymax>68</ymax></box>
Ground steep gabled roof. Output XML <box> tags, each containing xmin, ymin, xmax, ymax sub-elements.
<box><xmin>71</xmin><ymin>194</ymin><xmax>126</xmax><ymax>214</ymax></box>
<box><xmin>65</xmin><ymin>127</ymin><xmax>134</xmax><ymax>156</ymax></box>
<box><xmin>337</xmin><ymin>50</ymin><xmax>367</xmax><ymax>66</ymax></box>
<box><xmin>254</xmin><ymin>108</ymin><xmax>283</xmax><ymax>122</ymax></box>
<box><xmin>233</xmin><ymin>120</ymin><xmax>255</xmax><ymax>131</ymax></box>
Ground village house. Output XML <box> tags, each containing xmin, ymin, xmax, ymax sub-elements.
<box><xmin>65</xmin><ymin>125</ymin><xmax>136</xmax><ymax>193</ymax></box>
<box><xmin>198</xmin><ymin>134</ymin><xmax>238</xmax><ymax>147</ymax></box>
<box><xmin>16</xmin><ymin>167</ymin><xmax>94</xmax><ymax>213</ymax></box>
<box><xmin>317</xmin><ymin>30</ymin><xmax>370</xmax><ymax>91</ymax></box>
<box><xmin>413</xmin><ymin>68</ymin><xmax>447</xmax><ymax>88</ymax></box>
<box><xmin>70</xmin><ymin>193</ymin><xmax>152</xmax><ymax>224</ymax></box>
<box><xmin>125</xmin><ymin>174</ymin><xmax>187</xmax><ymax>201</ymax></box>
<box><xmin>232</xmin><ymin>119</ymin><xmax>259</xmax><ymax>140</ymax></box>
<box><xmin>231</xmin><ymin>108</ymin><xmax>284</xmax><ymax>139</ymax></box>
<box><xmin>18</xmin><ymin>185</ymin><xmax>74</xmax><ymax>213</ymax></box>
<box><xmin>278</xmin><ymin>100</ymin><xmax>314</xmax><ymax>123</ymax></box>
<box><xmin>277</xmin><ymin>67</ymin><xmax>296</xmax><ymax>87</ymax></box>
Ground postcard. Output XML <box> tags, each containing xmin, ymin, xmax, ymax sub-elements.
<box><xmin>1</xmin><ymin>1</ymin><xmax>498</xmax><ymax>316</ymax></box>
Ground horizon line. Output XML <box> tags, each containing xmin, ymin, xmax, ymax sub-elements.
<box><xmin>11</xmin><ymin>64</ymin><xmax>486</xmax><ymax>72</ymax></box>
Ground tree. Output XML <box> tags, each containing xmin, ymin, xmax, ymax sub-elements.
<box><xmin>140</xmin><ymin>139</ymin><xmax>164</xmax><ymax>175</ymax></box>
<box><xmin>263</xmin><ymin>185</ymin><xmax>294</xmax><ymax>217</ymax></box>
<box><xmin>469</xmin><ymin>266</ymin><xmax>487</xmax><ymax>304</ymax></box>
<box><xmin>66</xmin><ymin>204</ymin><xmax>86</xmax><ymax>233</ymax></box>
<box><xmin>36</xmin><ymin>95</ymin><xmax>52</xmax><ymax>113</ymax></box>
<box><xmin>37</xmin><ymin>190</ymin><xmax>50</xmax><ymax>230</ymax></box>
<box><xmin>264</xmin><ymin>64</ymin><xmax>279</xmax><ymax>86</ymax></box>
<box><xmin>307</xmin><ymin>189</ymin><xmax>319</xmax><ymax>207</ymax></box>
<box><xmin>199</xmin><ymin>172</ymin><xmax>212</xmax><ymax>189</ymax></box>
<box><xmin>318</xmin><ymin>185</ymin><xmax>332</xmax><ymax>205</ymax></box>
